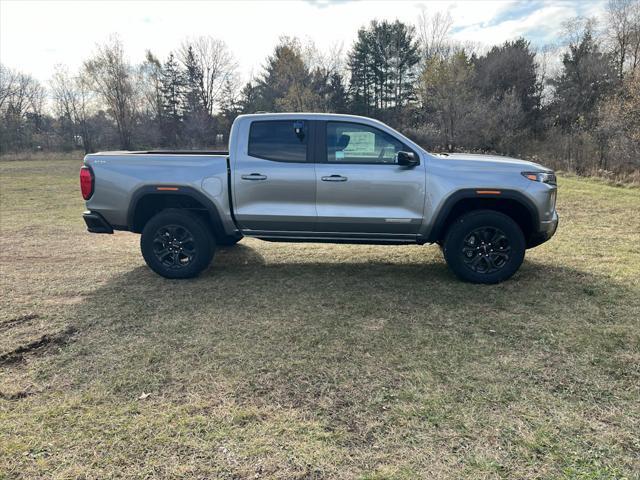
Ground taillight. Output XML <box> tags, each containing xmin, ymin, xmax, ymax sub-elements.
<box><xmin>80</xmin><ymin>166</ymin><xmax>94</xmax><ymax>200</ymax></box>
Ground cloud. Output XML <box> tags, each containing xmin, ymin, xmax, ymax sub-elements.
<box><xmin>0</xmin><ymin>0</ymin><xmax>606</xmax><ymax>85</ymax></box>
<box><xmin>303</xmin><ymin>0</ymin><xmax>358</xmax><ymax>8</ymax></box>
<box><xmin>451</xmin><ymin>0</ymin><xmax>607</xmax><ymax>48</ymax></box>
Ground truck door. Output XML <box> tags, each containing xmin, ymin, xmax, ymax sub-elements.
<box><xmin>315</xmin><ymin>121</ymin><xmax>426</xmax><ymax>235</ymax></box>
<box><xmin>233</xmin><ymin>119</ymin><xmax>316</xmax><ymax>232</ymax></box>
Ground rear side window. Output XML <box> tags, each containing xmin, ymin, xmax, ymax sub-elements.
<box><xmin>248</xmin><ymin>120</ymin><xmax>307</xmax><ymax>162</ymax></box>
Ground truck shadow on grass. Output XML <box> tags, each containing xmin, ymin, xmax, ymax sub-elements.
<box><xmin>14</xmin><ymin>243</ymin><xmax>639</xmax><ymax>477</ymax></box>
<box><xmin>47</xmin><ymin>242</ymin><xmax>638</xmax><ymax>410</ymax></box>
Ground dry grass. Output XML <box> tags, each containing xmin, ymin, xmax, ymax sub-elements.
<box><xmin>1</xmin><ymin>155</ymin><xmax>639</xmax><ymax>479</ymax></box>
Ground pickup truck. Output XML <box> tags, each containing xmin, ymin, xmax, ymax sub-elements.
<box><xmin>80</xmin><ymin>113</ymin><xmax>558</xmax><ymax>284</ymax></box>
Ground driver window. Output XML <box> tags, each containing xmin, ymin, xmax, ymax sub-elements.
<box><xmin>326</xmin><ymin>122</ymin><xmax>406</xmax><ymax>164</ymax></box>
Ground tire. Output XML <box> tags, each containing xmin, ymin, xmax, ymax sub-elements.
<box><xmin>140</xmin><ymin>209</ymin><xmax>215</xmax><ymax>279</ymax></box>
<box><xmin>442</xmin><ymin>210</ymin><xmax>525</xmax><ymax>284</ymax></box>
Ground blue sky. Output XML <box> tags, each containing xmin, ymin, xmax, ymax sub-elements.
<box><xmin>0</xmin><ymin>0</ymin><xmax>606</xmax><ymax>83</ymax></box>
<box><xmin>448</xmin><ymin>0</ymin><xmax>605</xmax><ymax>45</ymax></box>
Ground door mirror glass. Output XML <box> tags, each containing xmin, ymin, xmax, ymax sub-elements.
<box><xmin>397</xmin><ymin>151</ymin><xmax>419</xmax><ymax>166</ymax></box>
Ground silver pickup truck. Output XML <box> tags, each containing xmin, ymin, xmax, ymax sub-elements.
<box><xmin>80</xmin><ymin>113</ymin><xmax>558</xmax><ymax>283</ymax></box>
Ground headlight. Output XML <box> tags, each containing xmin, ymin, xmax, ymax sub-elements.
<box><xmin>522</xmin><ymin>171</ymin><xmax>556</xmax><ymax>186</ymax></box>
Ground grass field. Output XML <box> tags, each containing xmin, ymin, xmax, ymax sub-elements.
<box><xmin>1</xmin><ymin>155</ymin><xmax>639</xmax><ymax>479</ymax></box>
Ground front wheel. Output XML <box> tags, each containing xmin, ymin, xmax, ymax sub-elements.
<box><xmin>141</xmin><ymin>209</ymin><xmax>215</xmax><ymax>279</ymax></box>
<box><xmin>442</xmin><ymin>210</ymin><xmax>525</xmax><ymax>284</ymax></box>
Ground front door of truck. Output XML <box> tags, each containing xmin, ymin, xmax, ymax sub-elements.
<box><xmin>315</xmin><ymin>121</ymin><xmax>426</xmax><ymax>235</ymax></box>
<box><xmin>233</xmin><ymin>119</ymin><xmax>316</xmax><ymax>233</ymax></box>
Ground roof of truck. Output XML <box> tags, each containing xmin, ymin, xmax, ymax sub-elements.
<box><xmin>236</xmin><ymin>112</ymin><xmax>387</xmax><ymax>124</ymax></box>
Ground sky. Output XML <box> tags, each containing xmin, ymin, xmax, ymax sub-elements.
<box><xmin>0</xmin><ymin>0</ymin><xmax>607</xmax><ymax>84</ymax></box>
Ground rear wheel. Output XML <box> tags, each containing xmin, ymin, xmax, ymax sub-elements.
<box><xmin>141</xmin><ymin>209</ymin><xmax>214</xmax><ymax>279</ymax></box>
<box><xmin>442</xmin><ymin>210</ymin><xmax>525</xmax><ymax>284</ymax></box>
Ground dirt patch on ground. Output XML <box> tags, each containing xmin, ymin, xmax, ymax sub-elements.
<box><xmin>0</xmin><ymin>325</ymin><xmax>77</xmax><ymax>366</ymax></box>
<box><xmin>0</xmin><ymin>313</ymin><xmax>39</xmax><ymax>332</ymax></box>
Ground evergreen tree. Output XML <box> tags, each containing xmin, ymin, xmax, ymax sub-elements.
<box><xmin>551</xmin><ymin>30</ymin><xmax>616</xmax><ymax>131</ymax></box>
<box><xmin>348</xmin><ymin>27</ymin><xmax>374</xmax><ymax>115</ymax></box>
<box><xmin>255</xmin><ymin>38</ymin><xmax>322</xmax><ymax>112</ymax></box>
<box><xmin>182</xmin><ymin>46</ymin><xmax>205</xmax><ymax>120</ymax></box>
<box><xmin>239</xmin><ymin>81</ymin><xmax>260</xmax><ymax>113</ymax></box>
<box><xmin>159</xmin><ymin>53</ymin><xmax>185</xmax><ymax>146</ymax></box>
<box><xmin>327</xmin><ymin>72</ymin><xmax>348</xmax><ymax>113</ymax></box>
<box><xmin>473</xmin><ymin>39</ymin><xmax>538</xmax><ymax>117</ymax></box>
<box><xmin>218</xmin><ymin>78</ymin><xmax>240</xmax><ymax>142</ymax></box>
<box><xmin>181</xmin><ymin>46</ymin><xmax>210</xmax><ymax>147</ymax></box>
<box><xmin>347</xmin><ymin>20</ymin><xmax>419</xmax><ymax>118</ymax></box>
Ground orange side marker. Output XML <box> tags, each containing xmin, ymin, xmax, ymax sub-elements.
<box><xmin>156</xmin><ymin>187</ymin><xmax>179</xmax><ymax>191</ymax></box>
<box><xmin>476</xmin><ymin>190</ymin><xmax>501</xmax><ymax>195</ymax></box>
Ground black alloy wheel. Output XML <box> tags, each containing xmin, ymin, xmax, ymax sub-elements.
<box><xmin>152</xmin><ymin>224</ymin><xmax>197</xmax><ymax>270</ymax></box>
<box><xmin>442</xmin><ymin>210</ymin><xmax>525</xmax><ymax>284</ymax></box>
<box><xmin>461</xmin><ymin>226</ymin><xmax>511</xmax><ymax>274</ymax></box>
<box><xmin>141</xmin><ymin>209</ymin><xmax>215</xmax><ymax>279</ymax></box>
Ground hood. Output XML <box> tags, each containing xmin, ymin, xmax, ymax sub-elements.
<box><xmin>431</xmin><ymin>152</ymin><xmax>550</xmax><ymax>172</ymax></box>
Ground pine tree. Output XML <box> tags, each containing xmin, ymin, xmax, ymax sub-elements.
<box><xmin>239</xmin><ymin>81</ymin><xmax>260</xmax><ymax>113</ymax></box>
<box><xmin>348</xmin><ymin>20</ymin><xmax>419</xmax><ymax>118</ymax></box>
<box><xmin>218</xmin><ymin>78</ymin><xmax>240</xmax><ymax>142</ymax></box>
<box><xmin>327</xmin><ymin>72</ymin><xmax>348</xmax><ymax>113</ymax></box>
<box><xmin>159</xmin><ymin>53</ymin><xmax>185</xmax><ymax>146</ymax></box>
<box><xmin>255</xmin><ymin>39</ymin><xmax>321</xmax><ymax>112</ymax></box>
<box><xmin>181</xmin><ymin>46</ymin><xmax>210</xmax><ymax>147</ymax></box>
<box><xmin>182</xmin><ymin>46</ymin><xmax>205</xmax><ymax>119</ymax></box>
<box><xmin>551</xmin><ymin>30</ymin><xmax>616</xmax><ymax>131</ymax></box>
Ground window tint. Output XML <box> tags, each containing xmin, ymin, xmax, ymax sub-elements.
<box><xmin>327</xmin><ymin>122</ymin><xmax>406</xmax><ymax>164</ymax></box>
<box><xmin>248</xmin><ymin>120</ymin><xmax>307</xmax><ymax>162</ymax></box>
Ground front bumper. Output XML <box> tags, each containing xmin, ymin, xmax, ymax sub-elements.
<box><xmin>83</xmin><ymin>211</ymin><xmax>114</xmax><ymax>234</ymax></box>
<box><xmin>528</xmin><ymin>211</ymin><xmax>558</xmax><ymax>248</ymax></box>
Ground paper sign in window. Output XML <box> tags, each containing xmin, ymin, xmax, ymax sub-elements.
<box><xmin>344</xmin><ymin>131</ymin><xmax>375</xmax><ymax>156</ymax></box>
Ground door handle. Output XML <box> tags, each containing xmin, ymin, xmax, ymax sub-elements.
<box><xmin>241</xmin><ymin>173</ymin><xmax>267</xmax><ymax>181</ymax></box>
<box><xmin>321</xmin><ymin>175</ymin><xmax>348</xmax><ymax>182</ymax></box>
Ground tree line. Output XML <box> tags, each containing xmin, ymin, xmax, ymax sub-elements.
<box><xmin>1</xmin><ymin>0</ymin><xmax>639</xmax><ymax>176</ymax></box>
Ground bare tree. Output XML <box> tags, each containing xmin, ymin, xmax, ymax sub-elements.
<box><xmin>0</xmin><ymin>64</ymin><xmax>18</xmax><ymax>113</ymax></box>
<box><xmin>0</xmin><ymin>64</ymin><xmax>46</xmax><ymax>151</ymax></box>
<box><xmin>51</xmin><ymin>65</ymin><xmax>79</xmax><ymax>147</ymax></box>
<box><xmin>83</xmin><ymin>36</ymin><xmax>138</xmax><ymax>149</ymax></box>
<box><xmin>606</xmin><ymin>0</ymin><xmax>640</xmax><ymax>79</ymax></box>
<box><xmin>562</xmin><ymin>16</ymin><xmax>600</xmax><ymax>48</ymax></box>
<box><xmin>139</xmin><ymin>51</ymin><xmax>163</xmax><ymax>119</ymax></box>
<box><xmin>534</xmin><ymin>44</ymin><xmax>559</xmax><ymax>134</ymax></box>
<box><xmin>418</xmin><ymin>9</ymin><xmax>453</xmax><ymax>61</ymax></box>
<box><xmin>302</xmin><ymin>38</ymin><xmax>345</xmax><ymax>76</ymax></box>
<box><xmin>177</xmin><ymin>36</ymin><xmax>238</xmax><ymax>116</ymax></box>
<box><xmin>50</xmin><ymin>65</ymin><xmax>96</xmax><ymax>152</ymax></box>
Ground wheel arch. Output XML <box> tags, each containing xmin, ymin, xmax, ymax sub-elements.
<box><xmin>427</xmin><ymin>189</ymin><xmax>539</xmax><ymax>247</ymax></box>
<box><xmin>127</xmin><ymin>185</ymin><xmax>228</xmax><ymax>238</ymax></box>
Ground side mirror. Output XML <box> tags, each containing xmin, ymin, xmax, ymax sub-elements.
<box><xmin>397</xmin><ymin>151</ymin><xmax>419</xmax><ymax>167</ymax></box>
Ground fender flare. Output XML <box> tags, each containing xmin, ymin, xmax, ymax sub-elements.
<box><xmin>426</xmin><ymin>188</ymin><xmax>539</xmax><ymax>243</ymax></box>
<box><xmin>127</xmin><ymin>185</ymin><xmax>227</xmax><ymax>235</ymax></box>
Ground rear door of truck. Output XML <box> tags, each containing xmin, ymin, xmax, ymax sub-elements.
<box><xmin>232</xmin><ymin>118</ymin><xmax>316</xmax><ymax>233</ymax></box>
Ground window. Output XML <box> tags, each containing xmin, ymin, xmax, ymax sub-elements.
<box><xmin>326</xmin><ymin>122</ymin><xmax>407</xmax><ymax>164</ymax></box>
<box><xmin>248</xmin><ymin>120</ymin><xmax>307</xmax><ymax>162</ymax></box>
